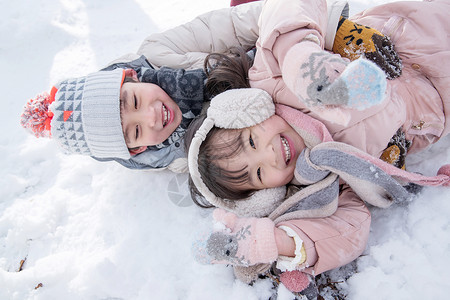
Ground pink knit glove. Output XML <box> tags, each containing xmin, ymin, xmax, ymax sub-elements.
<box><xmin>193</xmin><ymin>209</ymin><xmax>278</xmax><ymax>267</ymax></box>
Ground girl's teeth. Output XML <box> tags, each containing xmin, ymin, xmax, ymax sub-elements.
<box><xmin>281</xmin><ymin>137</ymin><xmax>291</xmax><ymax>163</ymax></box>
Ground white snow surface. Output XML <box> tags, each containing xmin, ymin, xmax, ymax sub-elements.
<box><xmin>1</xmin><ymin>0</ymin><xmax>449</xmax><ymax>299</ymax></box>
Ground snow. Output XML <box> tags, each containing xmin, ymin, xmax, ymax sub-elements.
<box><xmin>1</xmin><ymin>0</ymin><xmax>449</xmax><ymax>299</ymax></box>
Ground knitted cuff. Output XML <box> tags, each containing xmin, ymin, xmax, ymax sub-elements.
<box><xmin>276</xmin><ymin>225</ymin><xmax>307</xmax><ymax>272</ymax></box>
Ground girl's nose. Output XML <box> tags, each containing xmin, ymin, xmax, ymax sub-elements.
<box><xmin>261</xmin><ymin>144</ymin><xmax>277</xmax><ymax>167</ymax></box>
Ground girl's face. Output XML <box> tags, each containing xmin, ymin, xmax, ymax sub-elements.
<box><xmin>120</xmin><ymin>81</ymin><xmax>182</xmax><ymax>152</ymax></box>
<box><xmin>217</xmin><ymin>115</ymin><xmax>305</xmax><ymax>190</ymax></box>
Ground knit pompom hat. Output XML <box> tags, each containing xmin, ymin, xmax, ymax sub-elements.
<box><xmin>21</xmin><ymin>68</ymin><xmax>131</xmax><ymax>160</ymax></box>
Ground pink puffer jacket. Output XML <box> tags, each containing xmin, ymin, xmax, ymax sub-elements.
<box><xmin>249</xmin><ymin>0</ymin><xmax>450</xmax><ymax>157</ymax></box>
<box><xmin>278</xmin><ymin>185</ymin><xmax>371</xmax><ymax>276</ymax></box>
<box><xmin>248</xmin><ymin>0</ymin><xmax>450</xmax><ymax>276</ymax></box>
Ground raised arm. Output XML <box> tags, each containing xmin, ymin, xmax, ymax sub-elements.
<box><xmin>112</xmin><ymin>0</ymin><xmax>351</xmax><ymax>70</ymax></box>
<box><xmin>137</xmin><ymin>2</ymin><xmax>262</xmax><ymax>69</ymax></box>
<box><xmin>251</xmin><ymin>0</ymin><xmax>388</xmax><ymax>125</ymax></box>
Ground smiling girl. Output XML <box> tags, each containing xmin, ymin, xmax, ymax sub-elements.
<box><xmin>185</xmin><ymin>3</ymin><xmax>450</xmax><ymax>295</ymax></box>
<box><xmin>196</xmin><ymin>113</ymin><xmax>305</xmax><ymax>196</ymax></box>
<box><xmin>186</xmin><ymin>87</ymin><xmax>450</xmax><ymax>297</ymax></box>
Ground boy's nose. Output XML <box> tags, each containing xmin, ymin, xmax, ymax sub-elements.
<box><xmin>140</xmin><ymin>106</ymin><xmax>157</xmax><ymax>127</ymax></box>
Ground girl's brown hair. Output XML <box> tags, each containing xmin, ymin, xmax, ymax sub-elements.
<box><xmin>184</xmin><ymin>115</ymin><xmax>257</xmax><ymax>208</ymax></box>
<box><xmin>204</xmin><ymin>48</ymin><xmax>253</xmax><ymax>99</ymax></box>
<box><xmin>185</xmin><ymin>48</ymin><xmax>256</xmax><ymax>208</ymax></box>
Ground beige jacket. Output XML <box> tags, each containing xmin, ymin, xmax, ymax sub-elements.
<box><xmin>110</xmin><ymin>0</ymin><xmax>349</xmax><ymax>70</ymax></box>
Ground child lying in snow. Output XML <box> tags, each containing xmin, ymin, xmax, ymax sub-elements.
<box><xmin>19</xmin><ymin>0</ymin><xmax>402</xmax><ymax>173</ymax></box>
<box><xmin>20</xmin><ymin>62</ymin><xmax>206</xmax><ymax>172</ymax></box>
<box><xmin>186</xmin><ymin>88</ymin><xmax>450</xmax><ymax>297</ymax></box>
<box><xmin>185</xmin><ymin>0</ymin><xmax>450</xmax><ymax>296</ymax></box>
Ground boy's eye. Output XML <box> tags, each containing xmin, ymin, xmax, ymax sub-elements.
<box><xmin>249</xmin><ymin>134</ymin><xmax>256</xmax><ymax>149</ymax></box>
<box><xmin>257</xmin><ymin>167</ymin><xmax>262</xmax><ymax>182</ymax></box>
<box><xmin>135</xmin><ymin>125</ymin><xmax>139</xmax><ymax>140</ymax></box>
<box><xmin>134</xmin><ymin>96</ymin><xmax>138</xmax><ymax>109</ymax></box>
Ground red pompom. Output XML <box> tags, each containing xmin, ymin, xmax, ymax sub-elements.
<box><xmin>279</xmin><ymin>270</ymin><xmax>311</xmax><ymax>292</ymax></box>
<box><xmin>20</xmin><ymin>91</ymin><xmax>55</xmax><ymax>138</ymax></box>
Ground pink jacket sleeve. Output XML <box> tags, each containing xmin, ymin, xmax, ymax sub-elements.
<box><xmin>253</xmin><ymin>0</ymin><xmax>387</xmax><ymax>125</ymax></box>
<box><xmin>277</xmin><ymin>185</ymin><xmax>371</xmax><ymax>275</ymax></box>
<box><xmin>256</xmin><ymin>0</ymin><xmax>327</xmax><ymax>78</ymax></box>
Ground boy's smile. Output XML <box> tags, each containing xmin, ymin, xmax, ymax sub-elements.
<box><xmin>120</xmin><ymin>80</ymin><xmax>182</xmax><ymax>153</ymax></box>
<box><xmin>218</xmin><ymin>115</ymin><xmax>305</xmax><ymax>190</ymax></box>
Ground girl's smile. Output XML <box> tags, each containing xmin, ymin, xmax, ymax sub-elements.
<box><xmin>281</xmin><ymin>134</ymin><xmax>296</xmax><ymax>165</ymax></box>
<box><xmin>217</xmin><ymin>115</ymin><xmax>305</xmax><ymax>190</ymax></box>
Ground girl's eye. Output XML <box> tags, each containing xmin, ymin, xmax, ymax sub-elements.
<box><xmin>135</xmin><ymin>125</ymin><xmax>139</xmax><ymax>140</ymax></box>
<box><xmin>249</xmin><ymin>134</ymin><xmax>256</xmax><ymax>149</ymax></box>
<box><xmin>257</xmin><ymin>167</ymin><xmax>262</xmax><ymax>182</ymax></box>
<box><xmin>134</xmin><ymin>96</ymin><xmax>138</xmax><ymax>109</ymax></box>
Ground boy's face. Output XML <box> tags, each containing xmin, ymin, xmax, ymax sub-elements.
<box><xmin>217</xmin><ymin>115</ymin><xmax>305</xmax><ymax>190</ymax></box>
<box><xmin>120</xmin><ymin>81</ymin><xmax>182</xmax><ymax>152</ymax></box>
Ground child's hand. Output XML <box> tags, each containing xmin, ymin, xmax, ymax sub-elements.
<box><xmin>332</xmin><ymin>17</ymin><xmax>402</xmax><ymax>79</ymax></box>
<box><xmin>296</xmin><ymin>53</ymin><xmax>387</xmax><ymax>111</ymax></box>
<box><xmin>283</xmin><ymin>40</ymin><xmax>389</xmax><ymax>125</ymax></box>
<box><xmin>192</xmin><ymin>209</ymin><xmax>278</xmax><ymax>267</ymax></box>
<box><xmin>337</xmin><ymin>58</ymin><xmax>387</xmax><ymax>110</ymax></box>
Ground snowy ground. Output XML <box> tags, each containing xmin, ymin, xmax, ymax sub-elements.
<box><xmin>1</xmin><ymin>0</ymin><xmax>449</xmax><ymax>299</ymax></box>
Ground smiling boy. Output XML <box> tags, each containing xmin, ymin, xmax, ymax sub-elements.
<box><xmin>119</xmin><ymin>69</ymin><xmax>183</xmax><ymax>155</ymax></box>
<box><xmin>21</xmin><ymin>61</ymin><xmax>206</xmax><ymax>171</ymax></box>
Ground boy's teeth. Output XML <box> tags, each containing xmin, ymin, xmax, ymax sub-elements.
<box><xmin>281</xmin><ymin>137</ymin><xmax>291</xmax><ymax>163</ymax></box>
<box><xmin>163</xmin><ymin>105</ymin><xmax>169</xmax><ymax>126</ymax></box>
